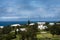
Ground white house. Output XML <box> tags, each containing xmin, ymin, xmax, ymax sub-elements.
<box><xmin>29</xmin><ymin>23</ymin><xmax>35</xmax><ymax>26</ymax></box>
<box><xmin>11</xmin><ymin>24</ymin><xmax>21</xmax><ymax>27</ymax></box>
<box><xmin>37</xmin><ymin>22</ymin><xmax>45</xmax><ymax>25</ymax></box>
<box><xmin>38</xmin><ymin>24</ymin><xmax>47</xmax><ymax>30</ymax></box>
<box><xmin>37</xmin><ymin>22</ymin><xmax>47</xmax><ymax>30</ymax></box>
<box><xmin>49</xmin><ymin>23</ymin><xmax>54</xmax><ymax>25</ymax></box>
<box><xmin>20</xmin><ymin>28</ymin><xmax>26</xmax><ymax>31</ymax></box>
<box><xmin>0</xmin><ymin>26</ymin><xmax>4</xmax><ymax>28</ymax></box>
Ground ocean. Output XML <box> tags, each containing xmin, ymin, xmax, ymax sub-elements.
<box><xmin>0</xmin><ymin>21</ymin><xmax>37</xmax><ymax>26</ymax></box>
<box><xmin>0</xmin><ymin>21</ymin><xmax>58</xmax><ymax>26</ymax></box>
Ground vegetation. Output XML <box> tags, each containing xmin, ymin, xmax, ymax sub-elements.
<box><xmin>0</xmin><ymin>21</ymin><xmax>60</xmax><ymax>40</ymax></box>
<box><xmin>49</xmin><ymin>24</ymin><xmax>60</xmax><ymax>36</ymax></box>
<box><xmin>2</xmin><ymin>26</ymin><xmax>11</xmax><ymax>34</ymax></box>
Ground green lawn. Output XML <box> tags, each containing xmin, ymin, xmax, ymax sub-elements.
<box><xmin>37</xmin><ymin>33</ymin><xmax>52</xmax><ymax>38</ymax></box>
<box><xmin>11</xmin><ymin>31</ymin><xmax>60</xmax><ymax>40</ymax></box>
<box><xmin>16</xmin><ymin>35</ymin><xmax>20</xmax><ymax>40</ymax></box>
<box><xmin>37</xmin><ymin>31</ymin><xmax>60</xmax><ymax>40</ymax></box>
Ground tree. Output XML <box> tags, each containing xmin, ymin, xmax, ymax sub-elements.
<box><xmin>0</xmin><ymin>28</ymin><xmax>3</xmax><ymax>35</ymax></box>
<box><xmin>29</xmin><ymin>23</ymin><xmax>38</xmax><ymax>40</ymax></box>
<box><xmin>24</xmin><ymin>23</ymin><xmax>38</xmax><ymax>40</ymax></box>
<box><xmin>49</xmin><ymin>24</ymin><xmax>60</xmax><ymax>37</ymax></box>
<box><xmin>44</xmin><ymin>22</ymin><xmax>50</xmax><ymax>31</ymax></box>
<box><xmin>45</xmin><ymin>22</ymin><xmax>49</xmax><ymax>26</ymax></box>
<box><xmin>2</xmin><ymin>26</ymin><xmax>11</xmax><ymax>34</ymax></box>
<box><xmin>27</xmin><ymin>20</ymin><xmax>31</xmax><ymax>25</ymax></box>
<box><xmin>19</xmin><ymin>25</ymin><xmax>27</xmax><ymax>40</ymax></box>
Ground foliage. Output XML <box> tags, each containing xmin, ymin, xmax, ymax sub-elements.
<box><xmin>49</xmin><ymin>24</ymin><xmax>60</xmax><ymax>36</ymax></box>
<box><xmin>2</xmin><ymin>26</ymin><xmax>11</xmax><ymax>34</ymax></box>
<box><xmin>0</xmin><ymin>32</ymin><xmax>16</xmax><ymax>40</ymax></box>
<box><xmin>0</xmin><ymin>28</ymin><xmax>3</xmax><ymax>34</ymax></box>
<box><xmin>27</xmin><ymin>23</ymin><xmax>38</xmax><ymax>40</ymax></box>
<box><xmin>45</xmin><ymin>22</ymin><xmax>49</xmax><ymax>25</ymax></box>
<box><xmin>27</xmin><ymin>20</ymin><xmax>31</xmax><ymax>25</ymax></box>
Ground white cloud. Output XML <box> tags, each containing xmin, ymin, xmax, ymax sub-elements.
<box><xmin>0</xmin><ymin>16</ymin><xmax>29</xmax><ymax>19</ymax></box>
<box><xmin>1</xmin><ymin>17</ymin><xmax>19</xmax><ymax>19</ymax></box>
<box><xmin>0</xmin><ymin>16</ymin><xmax>29</xmax><ymax>21</ymax></box>
<box><xmin>29</xmin><ymin>0</ymin><xmax>60</xmax><ymax>19</ymax></box>
<box><xmin>30</xmin><ymin>1</ymin><xmax>46</xmax><ymax>8</ymax></box>
<box><xmin>0</xmin><ymin>0</ymin><xmax>60</xmax><ymax>21</ymax></box>
<box><xmin>6</xmin><ymin>7</ymin><xmax>14</xmax><ymax>13</ymax></box>
<box><xmin>35</xmin><ymin>8</ymin><xmax>56</xmax><ymax>18</ymax></box>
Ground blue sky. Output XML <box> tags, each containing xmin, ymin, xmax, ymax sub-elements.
<box><xmin>0</xmin><ymin>0</ymin><xmax>60</xmax><ymax>21</ymax></box>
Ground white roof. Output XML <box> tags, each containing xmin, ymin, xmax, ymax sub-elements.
<box><xmin>0</xmin><ymin>26</ymin><xmax>4</xmax><ymax>28</ymax></box>
<box><xmin>11</xmin><ymin>24</ymin><xmax>21</xmax><ymax>26</ymax></box>
<box><xmin>37</xmin><ymin>22</ymin><xmax>45</xmax><ymax>24</ymax></box>
<box><xmin>38</xmin><ymin>25</ymin><xmax>47</xmax><ymax>30</ymax></box>
<box><xmin>49</xmin><ymin>23</ymin><xmax>54</xmax><ymax>25</ymax></box>
<box><xmin>29</xmin><ymin>23</ymin><xmax>35</xmax><ymax>25</ymax></box>
<box><xmin>20</xmin><ymin>28</ymin><xmax>26</xmax><ymax>31</ymax></box>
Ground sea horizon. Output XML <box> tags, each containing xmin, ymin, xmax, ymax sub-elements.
<box><xmin>0</xmin><ymin>21</ymin><xmax>59</xmax><ymax>26</ymax></box>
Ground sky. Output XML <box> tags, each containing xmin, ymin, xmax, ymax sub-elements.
<box><xmin>0</xmin><ymin>0</ymin><xmax>60</xmax><ymax>21</ymax></box>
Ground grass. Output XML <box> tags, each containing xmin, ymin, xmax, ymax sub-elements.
<box><xmin>15</xmin><ymin>35</ymin><xmax>20</xmax><ymax>40</ymax></box>
<box><xmin>37</xmin><ymin>33</ymin><xmax>52</xmax><ymax>38</ymax></box>
<box><xmin>11</xmin><ymin>31</ymin><xmax>60</xmax><ymax>40</ymax></box>
<box><xmin>37</xmin><ymin>31</ymin><xmax>60</xmax><ymax>40</ymax></box>
<box><xmin>37</xmin><ymin>31</ymin><xmax>52</xmax><ymax>38</ymax></box>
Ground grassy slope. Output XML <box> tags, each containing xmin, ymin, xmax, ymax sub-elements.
<box><xmin>12</xmin><ymin>31</ymin><xmax>60</xmax><ymax>40</ymax></box>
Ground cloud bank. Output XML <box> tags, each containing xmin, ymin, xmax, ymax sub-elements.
<box><xmin>0</xmin><ymin>0</ymin><xmax>60</xmax><ymax>21</ymax></box>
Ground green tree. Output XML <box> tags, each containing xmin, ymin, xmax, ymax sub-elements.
<box><xmin>0</xmin><ymin>28</ymin><xmax>3</xmax><ymax>35</ymax></box>
<box><xmin>49</xmin><ymin>23</ymin><xmax>60</xmax><ymax>37</ymax></box>
<box><xmin>27</xmin><ymin>20</ymin><xmax>31</xmax><ymax>25</ymax></box>
<box><xmin>44</xmin><ymin>22</ymin><xmax>49</xmax><ymax>31</ymax></box>
<box><xmin>2</xmin><ymin>26</ymin><xmax>11</xmax><ymax>34</ymax></box>
<box><xmin>28</xmin><ymin>23</ymin><xmax>38</xmax><ymax>40</ymax></box>
<box><xmin>45</xmin><ymin>22</ymin><xmax>49</xmax><ymax>25</ymax></box>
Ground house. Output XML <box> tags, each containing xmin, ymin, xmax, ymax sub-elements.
<box><xmin>49</xmin><ymin>23</ymin><xmax>54</xmax><ymax>25</ymax></box>
<box><xmin>37</xmin><ymin>22</ymin><xmax>47</xmax><ymax>30</ymax></box>
<box><xmin>20</xmin><ymin>28</ymin><xmax>26</xmax><ymax>31</ymax></box>
<box><xmin>38</xmin><ymin>24</ymin><xmax>47</xmax><ymax>30</ymax></box>
<box><xmin>11</xmin><ymin>24</ymin><xmax>21</xmax><ymax>27</ymax></box>
<box><xmin>0</xmin><ymin>26</ymin><xmax>4</xmax><ymax>28</ymax></box>
<box><xmin>37</xmin><ymin>22</ymin><xmax>45</xmax><ymax>25</ymax></box>
<box><xmin>29</xmin><ymin>23</ymin><xmax>35</xmax><ymax>26</ymax></box>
